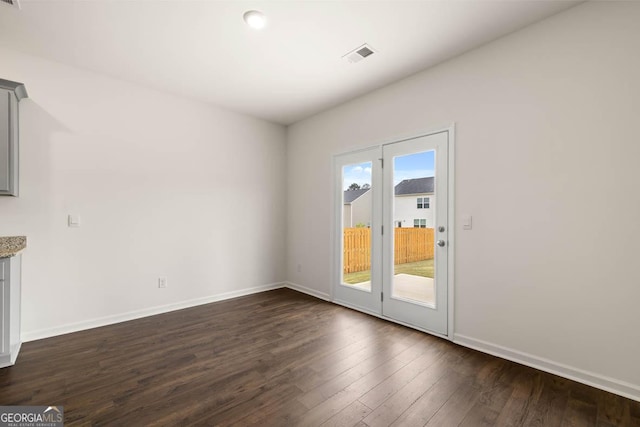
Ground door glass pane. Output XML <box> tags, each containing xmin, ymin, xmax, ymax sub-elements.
<box><xmin>392</xmin><ymin>151</ymin><xmax>435</xmax><ymax>306</ymax></box>
<box><xmin>341</xmin><ymin>162</ymin><xmax>372</xmax><ymax>291</ymax></box>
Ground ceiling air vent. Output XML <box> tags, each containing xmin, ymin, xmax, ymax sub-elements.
<box><xmin>0</xmin><ymin>0</ymin><xmax>20</xmax><ymax>9</ymax></box>
<box><xmin>343</xmin><ymin>44</ymin><xmax>376</xmax><ymax>64</ymax></box>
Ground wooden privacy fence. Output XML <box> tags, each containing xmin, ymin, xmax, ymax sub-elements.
<box><xmin>343</xmin><ymin>227</ymin><xmax>434</xmax><ymax>273</ymax></box>
<box><xmin>343</xmin><ymin>228</ymin><xmax>371</xmax><ymax>274</ymax></box>
<box><xmin>394</xmin><ymin>227</ymin><xmax>435</xmax><ymax>265</ymax></box>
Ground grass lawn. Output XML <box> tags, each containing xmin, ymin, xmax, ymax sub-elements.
<box><xmin>343</xmin><ymin>259</ymin><xmax>434</xmax><ymax>284</ymax></box>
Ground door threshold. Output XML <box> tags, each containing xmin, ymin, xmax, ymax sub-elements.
<box><xmin>332</xmin><ymin>298</ymin><xmax>450</xmax><ymax>341</ymax></box>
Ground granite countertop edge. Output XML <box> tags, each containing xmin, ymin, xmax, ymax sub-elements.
<box><xmin>0</xmin><ymin>236</ymin><xmax>27</xmax><ymax>258</ymax></box>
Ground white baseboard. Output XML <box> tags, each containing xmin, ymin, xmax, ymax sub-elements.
<box><xmin>284</xmin><ymin>281</ymin><xmax>330</xmax><ymax>301</ymax></box>
<box><xmin>454</xmin><ymin>333</ymin><xmax>640</xmax><ymax>403</ymax></box>
<box><xmin>22</xmin><ymin>282</ymin><xmax>286</xmax><ymax>342</ymax></box>
<box><xmin>0</xmin><ymin>342</ymin><xmax>21</xmax><ymax>368</ymax></box>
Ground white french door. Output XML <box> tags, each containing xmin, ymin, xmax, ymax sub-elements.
<box><xmin>333</xmin><ymin>130</ymin><xmax>451</xmax><ymax>335</ymax></box>
<box><xmin>381</xmin><ymin>132</ymin><xmax>449</xmax><ymax>334</ymax></box>
<box><xmin>333</xmin><ymin>147</ymin><xmax>382</xmax><ymax>315</ymax></box>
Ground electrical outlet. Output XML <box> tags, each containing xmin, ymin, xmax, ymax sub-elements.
<box><xmin>158</xmin><ymin>277</ymin><xmax>167</xmax><ymax>288</ymax></box>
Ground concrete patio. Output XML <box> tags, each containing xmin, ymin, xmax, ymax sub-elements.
<box><xmin>348</xmin><ymin>273</ymin><xmax>435</xmax><ymax>306</ymax></box>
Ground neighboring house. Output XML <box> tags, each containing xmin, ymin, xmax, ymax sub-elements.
<box><xmin>343</xmin><ymin>178</ymin><xmax>434</xmax><ymax>229</ymax></box>
<box><xmin>394</xmin><ymin>177</ymin><xmax>435</xmax><ymax>228</ymax></box>
<box><xmin>343</xmin><ymin>188</ymin><xmax>371</xmax><ymax>228</ymax></box>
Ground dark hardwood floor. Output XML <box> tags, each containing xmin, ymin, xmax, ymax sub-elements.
<box><xmin>1</xmin><ymin>288</ymin><xmax>638</xmax><ymax>426</ymax></box>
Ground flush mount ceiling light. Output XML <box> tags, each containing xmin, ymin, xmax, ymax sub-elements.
<box><xmin>243</xmin><ymin>10</ymin><xmax>267</xmax><ymax>30</ymax></box>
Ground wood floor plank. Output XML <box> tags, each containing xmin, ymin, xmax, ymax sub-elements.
<box><xmin>357</xmin><ymin>340</ymin><xmax>447</xmax><ymax>410</ymax></box>
<box><xmin>389</xmin><ymin>371</ymin><xmax>466</xmax><ymax>426</ymax></box>
<box><xmin>319</xmin><ymin>400</ymin><xmax>373</xmax><ymax>427</ymax></box>
<box><xmin>523</xmin><ymin>375</ymin><xmax>571</xmax><ymax>427</ymax></box>
<box><xmin>562</xmin><ymin>397</ymin><xmax>598</xmax><ymax>427</ymax></box>
<box><xmin>423</xmin><ymin>379</ymin><xmax>482</xmax><ymax>426</ymax></box>
<box><xmin>492</xmin><ymin>370</ymin><xmax>540</xmax><ymax>426</ymax></box>
<box><xmin>596</xmin><ymin>391</ymin><xmax>633</xmax><ymax>426</ymax></box>
<box><xmin>232</xmin><ymin>395</ymin><xmax>309</xmax><ymax>427</ymax></box>
<box><xmin>298</xmin><ymin>337</ymin><xmax>430</xmax><ymax>410</ymax></box>
<box><xmin>629</xmin><ymin>399</ymin><xmax>640</xmax><ymax>427</ymax></box>
<box><xmin>460</xmin><ymin>359</ymin><xmax>523</xmax><ymax>426</ymax></box>
<box><xmin>362</xmin><ymin>359</ymin><xmax>456</xmax><ymax>427</ymax></box>
<box><xmin>0</xmin><ymin>288</ymin><xmax>638</xmax><ymax>426</ymax></box>
<box><xmin>295</xmin><ymin>349</ymin><xmax>428</xmax><ymax>426</ymax></box>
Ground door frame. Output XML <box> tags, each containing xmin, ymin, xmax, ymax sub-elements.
<box><xmin>330</xmin><ymin>124</ymin><xmax>456</xmax><ymax>341</ymax></box>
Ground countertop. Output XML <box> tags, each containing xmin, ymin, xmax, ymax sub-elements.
<box><xmin>0</xmin><ymin>236</ymin><xmax>26</xmax><ymax>258</ymax></box>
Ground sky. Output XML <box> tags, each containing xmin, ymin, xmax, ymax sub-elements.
<box><xmin>343</xmin><ymin>162</ymin><xmax>372</xmax><ymax>189</ymax></box>
<box><xmin>342</xmin><ymin>151</ymin><xmax>435</xmax><ymax>190</ymax></box>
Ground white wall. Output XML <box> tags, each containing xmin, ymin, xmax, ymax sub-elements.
<box><xmin>287</xmin><ymin>2</ymin><xmax>640</xmax><ymax>400</ymax></box>
<box><xmin>394</xmin><ymin>194</ymin><xmax>434</xmax><ymax>228</ymax></box>
<box><xmin>351</xmin><ymin>191</ymin><xmax>372</xmax><ymax>228</ymax></box>
<box><xmin>342</xmin><ymin>204</ymin><xmax>352</xmax><ymax>228</ymax></box>
<box><xmin>0</xmin><ymin>47</ymin><xmax>287</xmax><ymax>340</ymax></box>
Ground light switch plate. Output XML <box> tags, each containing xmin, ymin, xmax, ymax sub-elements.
<box><xmin>462</xmin><ymin>215</ymin><xmax>472</xmax><ymax>230</ymax></box>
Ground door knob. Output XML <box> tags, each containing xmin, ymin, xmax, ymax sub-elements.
<box><xmin>437</xmin><ymin>240</ymin><xmax>446</xmax><ymax>247</ymax></box>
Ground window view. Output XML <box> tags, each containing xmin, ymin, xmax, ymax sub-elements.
<box><xmin>340</xmin><ymin>151</ymin><xmax>436</xmax><ymax>303</ymax></box>
<box><xmin>341</xmin><ymin>162</ymin><xmax>372</xmax><ymax>291</ymax></box>
<box><xmin>416</xmin><ymin>197</ymin><xmax>430</xmax><ymax>209</ymax></box>
<box><xmin>393</xmin><ymin>150</ymin><xmax>436</xmax><ymax>306</ymax></box>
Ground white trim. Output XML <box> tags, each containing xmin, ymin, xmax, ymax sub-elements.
<box><xmin>447</xmin><ymin>124</ymin><xmax>456</xmax><ymax>341</ymax></box>
<box><xmin>454</xmin><ymin>334</ymin><xmax>640</xmax><ymax>403</ymax></box>
<box><xmin>329</xmin><ymin>154</ymin><xmax>337</xmax><ymax>302</ymax></box>
<box><xmin>0</xmin><ymin>342</ymin><xmax>21</xmax><ymax>368</ymax></box>
<box><xmin>22</xmin><ymin>282</ymin><xmax>286</xmax><ymax>342</ymax></box>
<box><xmin>285</xmin><ymin>281</ymin><xmax>331</xmax><ymax>301</ymax></box>
<box><xmin>331</xmin><ymin>123</ymin><xmax>457</xmax><ymax>159</ymax></box>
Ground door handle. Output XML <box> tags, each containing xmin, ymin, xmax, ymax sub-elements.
<box><xmin>437</xmin><ymin>240</ymin><xmax>446</xmax><ymax>247</ymax></box>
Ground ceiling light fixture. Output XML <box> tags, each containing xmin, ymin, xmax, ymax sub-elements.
<box><xmin>243</xmin><ymin>10</ymin><xmax>266</xmax><ymax>30</ymax></box>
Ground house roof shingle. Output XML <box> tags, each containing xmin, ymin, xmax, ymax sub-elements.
<box><xmin>343</xmin><ymin>177</ymin><xmax>433</xmax><ymax>203</ymax></box>
<box><xmin>394</xmin><ymin>177</ymin><xmax>434</xmax><ymax>195</ymax></box>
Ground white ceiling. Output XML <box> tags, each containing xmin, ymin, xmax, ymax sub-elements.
<box><xmin>0</xmin><ymin>1</ymin><xmax>580</xmax><ymax>125</ymax></box>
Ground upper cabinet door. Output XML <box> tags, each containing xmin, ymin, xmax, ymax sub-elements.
<box><xmin>0</xmin><ymin>89</ymin><xmax>11</xmax><ymax>195</ymax></box>
<box><xmin>0</xmin><ymin>79</ymin><xmax>27</xmax><ymax>197</ymax></box>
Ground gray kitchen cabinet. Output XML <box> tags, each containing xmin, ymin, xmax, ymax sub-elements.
<box><xmin>0</xmin><ymin>254</ymin><xmax>21</xmax><ymax>368</ymax></box>
<box><xmin>0</xmin><ymin>79</ymin><xmax>28</xmax><ymax>197</ymax></box>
